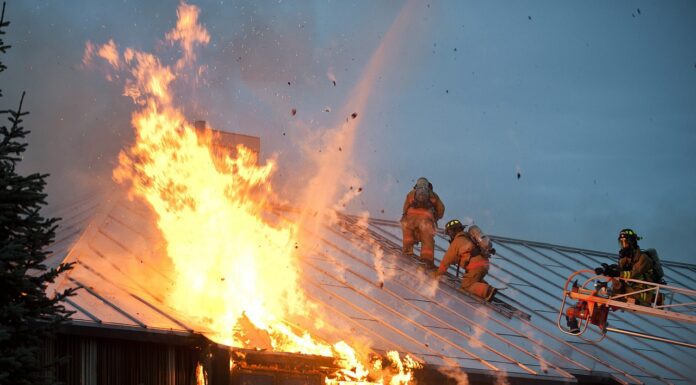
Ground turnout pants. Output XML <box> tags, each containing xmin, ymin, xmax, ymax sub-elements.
<box><xmin>401</xmin><ymin>214</ymin><xmax>436</xmax><ymax>265</ymax></box>
<box><xmin>461</xmin><ymin>265</ymin><xmax>494</xmax><ymax>300</ymax></box>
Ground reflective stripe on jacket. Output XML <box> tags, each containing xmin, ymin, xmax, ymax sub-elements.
<box><xmin>619</xmin><ymin>250</ymin><xmax>654</xmax><ymax>282</ymax></box>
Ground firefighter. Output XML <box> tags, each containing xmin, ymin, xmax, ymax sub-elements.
<box><xmin>568</xmin><ymin>230</ymin><xmax>660</xmax><ymax>333</ymax></box>
<box><xmin>433</xmin><ymin>219</ymin><xmax>497</xmax><ymax>302</ymax></box>
<box><xmin>595</xmin><ymin>229</ymin><xmax>657</xmax><ymax>305</ymax></box>
<box><xmin>616</xmin><ymin>228</ymin><xmax>657</xmax><ymax>305</ymax></box>
<box><xmin>400</xmin><ymin>177</ymin><xmax>445</xmax><ymax>267</ymax></box>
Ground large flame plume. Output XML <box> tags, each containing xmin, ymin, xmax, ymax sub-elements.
<box><xmin>84</xmin><ymin>2</ymin><xmax>420</xmax><ymax>384</ymax></box>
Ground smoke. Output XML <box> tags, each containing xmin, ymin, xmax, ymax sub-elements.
<box><xmin>468</xmin><ymin>324</ymin><xmax>486</xmax><ymax>350</ymax></box>
<box><xmin>353</xmin><ymin>212</ymin><xmax>388</xmax><ymax>286</ymax></box>
<box><xmin>494</xmin><ymin>370</ymin><xmax>510</xmax><ymax>385</ymax></box>
<box><xmin>8</xmin><ymin>0</ymin><xmax>425</xmax><ymax>221</ymax></box>
<box><xmin>284</xmin><ymin>0</ymin><xmax>425</xmax><ymax>280</ymax></box>
<box><xmin>438</xmin><ymin>366</ymin><xmax>470</xmax><ymax>385</ymax></box>
<box><xmin>462</xmin><ymin>305</ymin><xmax>496</xmax><ymax>367</ymax></box>
<box><xmin>520</xmin><ymin>322</ymin><xmax>550</xmax><ymax>373</ymax></box>
<box><xmin>294</xmin><ymin>0</ymin><xmax>422</xmax><ymax>253</ymax></box>
<box><xmin>418</xmin><ymin>270</ymin><xmax>441</xmax><ymax>299</ymax></box>
<box><xmin>5</xmin><ymin>2</ymin><xmax>163</xmax><ymax>209</ymax></box>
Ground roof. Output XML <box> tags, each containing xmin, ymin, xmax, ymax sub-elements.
<box><xmin>46</xmin><ymin>192</ymin><xmax>696</xmax><ymax>385</ymax></box>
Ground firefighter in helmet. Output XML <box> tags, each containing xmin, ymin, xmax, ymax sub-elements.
<box><xmin>434</xmin><ymin>219</ymin><xmax>497</xmax><ymax>302</ymax></box>
<box><xmin>594</xmin><ymin>229</ymin><xmax>657</xmax><ymax>305</ymax></box>
<box><xmin>616</xmin><ymin>228</ymin><xmax>656</xmax><ymax>304</ymax></box>
<box><xmin>400</xmin><ymin>177</ymin><xmax>445</xmax><ymax>267</ymax></box>
<box><xmin>567</xmin><ymin>229</ymin><xmax>658</xmax><ymax>333</ymax></box>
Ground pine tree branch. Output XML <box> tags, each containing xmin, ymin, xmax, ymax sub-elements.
<box><xmin>0</xmin><ymin>2</ymin><xmax>8</xmax><ymax>30</ymax></box>
<box><xmin>0</xmin><ymin>4</ymin><xmax>75</xmax><ymax>383</ymax></box>
<box><xmin>0</xmin><ymin>2</ymin><xmax>7</xmax><ymax>78</ymax></box>
<box><xmin>0</xmin><ymin>91</ymin><xmax>29</xmax><ymax>164</ymax></box>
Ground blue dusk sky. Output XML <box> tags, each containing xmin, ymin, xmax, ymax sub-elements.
<box><xmin>4</xmin><ymin>1</ymin><xmax>696</xmax><ymax>264</ymax></box>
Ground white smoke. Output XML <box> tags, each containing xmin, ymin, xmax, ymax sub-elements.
<box><xmin>520</xmin><ymin>322</ymin><xmax>550</xmax><ymax>373</ymax></box>
<box><xmin>438</xmin><ymin>366</ymin><xmax>470</xmax><ymax>385</ymax></box>
<box><xmin>354</xmin><ymin>212</ymin><xmax>388</xmax><ymax>287</ymax></box>
<box><xmin>494</xmin><ymin>369</ymin><xmax>510</xmax><ymax>385</ymax></box>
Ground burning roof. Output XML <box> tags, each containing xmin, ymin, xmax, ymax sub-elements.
<box><xmin>45</xmin><ymin>193</ymin><xmax>696</xmax><ymax>384</ymax></box>
<box><xmin>64</xmin><ymin>2</ymin><xmax>696</xmax><ymax>384</ymax></box>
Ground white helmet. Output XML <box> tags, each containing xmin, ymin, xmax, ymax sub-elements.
<box><xmin>414</xmin><ymin>177</ymin><xmax>432</xmax><ymax>190</ymax></box>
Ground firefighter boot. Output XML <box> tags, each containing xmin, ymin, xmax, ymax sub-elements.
<box><xmin>485</xmin><ymin>287</ymin><xmax>498</xmax><ymax>302</ymax></box>
<box><xmin>402</xmin><ymin>244</ymin><xmax>414</xmax><ymax>257</ymax></box>
<box><xmin>565</xmin><ymin>316</ymin><xmax>580</xmax><ymax>334</ymax></box>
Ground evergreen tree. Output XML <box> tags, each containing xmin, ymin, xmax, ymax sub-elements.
<box><xmin>0</xmin><ymin>3</ymin><xmax>74</xmax><ymax>384</ymax></box>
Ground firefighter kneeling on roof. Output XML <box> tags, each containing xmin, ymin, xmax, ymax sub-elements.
<box><xmin>400</xmin><ymin>177</ymin><xmax>445</xmax><ymax>267</ymax></box>
<box><xmin>433</xmin><ymin>219</ymin><xmax>498</xmax><ymax>302</ymax></box>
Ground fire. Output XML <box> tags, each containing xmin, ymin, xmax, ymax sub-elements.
<box><xmin>85</xmin><ymin>2</ymin><xmax>421</xmax><ymax>384</ymax></box>
<box><xmin>195</xmin><ymin>363</ymin><xmax>207</xmax><ymax>385</ymax></box>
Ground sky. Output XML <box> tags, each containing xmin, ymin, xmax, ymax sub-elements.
<box><xmin>3</xmin><ymin>0</ymin><xmax>696</xmax><ymax>264</ymax></box>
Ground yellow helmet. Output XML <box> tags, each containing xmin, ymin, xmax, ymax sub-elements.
<box><xmin>444</xmin><ymin>219</ymin><xmax>465</xmax><ymax>241</ymax></box>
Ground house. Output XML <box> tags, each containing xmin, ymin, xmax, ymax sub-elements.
<box><xmin>41</xmin><ymin>187</ymin><xmax>696</xmax><ymax>385</ymax></box>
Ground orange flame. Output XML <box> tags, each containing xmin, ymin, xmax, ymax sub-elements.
<box><xmin>196</xmin><ymin>363</ymin><xmax>207</xmax><ymax>385</ymax></box>
<box><xmin>165</xmin><ymin>1</ymin><xmax>210</xmax><ymax>70</ymax></box>
<box><xmin>86</xmin><ymin>2</ymin><xmax>422</xmax><ymax>384</ymax></box>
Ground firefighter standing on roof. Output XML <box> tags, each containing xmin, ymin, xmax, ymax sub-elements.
<box><xmin>434</xmin><ymin>219</ymin><xmax>498</xmax><ymax>302</ymax></box>
<box><xmin>400</xmin><ymin>177</ymin><xmax>445</xmax><ymax>267</ymax></box>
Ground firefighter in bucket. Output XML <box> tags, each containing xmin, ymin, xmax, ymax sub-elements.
<box><xmin>565</xmin><ymin>228</ymin><xmax>663</xmax><ymax>333</ymax></box>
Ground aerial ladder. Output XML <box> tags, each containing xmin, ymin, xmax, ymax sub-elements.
<box><xmin>557</xmin><ymin>269</ymin><xmax>696</xmax><ymax>349</ymax></box>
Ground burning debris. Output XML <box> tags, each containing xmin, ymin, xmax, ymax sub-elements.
<box><xmin>327</xmin><ymin>69</ymin><xmax>337</xmax><ymax>87</ymax></box>
<box><xmin>229</xmin><ymin>348</ymin><xmax>421</xmax><ymax>385</ymax></box>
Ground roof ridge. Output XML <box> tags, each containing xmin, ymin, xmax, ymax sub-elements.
<box><xmin>354</xmin><ymin>215</ymin><xmax>696</xmax><ymax>269</ymax></box>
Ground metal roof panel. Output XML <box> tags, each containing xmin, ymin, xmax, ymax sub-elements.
<box><xmin>47</xmin><ymin>197</ymin><xmax>696</xmax><ymax>384</ymax></box>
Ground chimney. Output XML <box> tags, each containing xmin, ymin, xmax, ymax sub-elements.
<box><xmin>192</xmin><ymin>120</ymin><xmax>261</xmax><ymax>164</ymax></box>
<box><xmin>194</xmin><ymin>120</ymin><xmax>207</xmax><ymax>131</ymax></box>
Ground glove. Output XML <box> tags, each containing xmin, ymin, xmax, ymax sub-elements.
<box><xmin>594</xmin><ymin>265</ymin><xmax>605</xmax><ymax>275</ymax></box>
<box><xmin>489</xmin><ymin>247</ymin><xmax>496</xmax><ymax>256</ymax></box>
<box><xmin>595</xmin><ymin>263</ymin><xmax>620</xmax><ymax>277</ymax></box>
<box><xmin>604</xmin><ymin>263</ymin><xmax>620</xmax><ymax>278</ymax></box>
